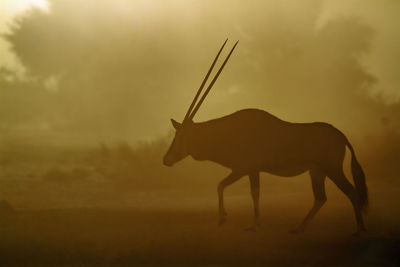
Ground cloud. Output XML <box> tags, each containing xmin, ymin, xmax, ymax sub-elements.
<box><xmin>0</xmin><ymin>0</ymin><xmax>399</xmax><ymax>145</ymax></box>
<box><xmin>43</xmin><ymin>74</ymin><xmax>61</xmax><ymax>92</ymax></box>
<box><xmin>319</xmin><ymin>0</ymin><xmax>400</xmax><ymax>103</ymax></box>
<box><xmin>0</xmin><ymin>0</ymin><xmax>50</xmax><ymax>80</ymax></box>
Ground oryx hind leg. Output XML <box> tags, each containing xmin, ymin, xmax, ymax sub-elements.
<box><xmin>327</xmin><ymin>169</ymin><xmax>366</xmax><ymax>235</ymax></box>
<box><xmin>290</xmin><ymin>167</ymin><xmax>326</xmax><ymax>234</ymax></box>
<box><xmin>245</xmin><ymin>172</ymin><xmax>260</xmax><ymax>231</ymax></box>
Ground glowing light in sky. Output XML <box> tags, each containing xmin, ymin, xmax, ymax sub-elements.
<box><xmin>0</xmin><ymin>0</ymin><xmax>50</xmax><ymax>79</ymax></box>
<box><xmin>29</xmin><ymin>0</ymin><xmax>49</xmax><ymax>11</ymax></box>
<box><xmin>10</xmin><ymin>0</ymin><xmax>50</xmax><ymax>13</ymax></box>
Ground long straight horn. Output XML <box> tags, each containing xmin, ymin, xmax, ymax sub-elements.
<box><xmin>189</xmin><ymin>40</ymin><xmax>239</xmax><ymax>120</ymax></box>
<box><xmin>183</xmin><ymin>39</ymin><xmax>228</xmax><ymax>122</ymax></box>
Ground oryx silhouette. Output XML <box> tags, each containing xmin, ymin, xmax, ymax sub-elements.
<box><xmin>163</xmin><ymin>39</ymin><xmax>368</xmax><ymax>235</ymax></box>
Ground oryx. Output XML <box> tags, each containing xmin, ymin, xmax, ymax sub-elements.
<box><xmin>163</xmin><ymin>40</ymin><xmax>367</xmax><ymax>234</ymax></box>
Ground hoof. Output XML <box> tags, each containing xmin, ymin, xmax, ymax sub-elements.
<box><xmin>352</xmin><ymin>227</ymin><xmax>367</xmax><ymax>237</ymax></box>
<box><xmin>352</xmin><ymin>231</ymin><xmax>361</xmax><ymax>237</ymax></box>
<box><xmin>218</xmin><ymin>217</ymin><xmax>227</xmax><ymax>227</ymax></box>
<box><xmin>352</xmin><ymin>230</ymin><xmax>366</xmax><ymax>237</ymax></box>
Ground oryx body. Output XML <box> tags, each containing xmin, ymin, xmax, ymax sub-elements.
<box><xmin>163</xmin><ymin>40</ymin><xmax>368</xmax><ymax>234</ymax></box>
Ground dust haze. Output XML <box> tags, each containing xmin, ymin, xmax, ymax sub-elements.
<box><xmin>0</xmin><ymin>0</ymin><xmax>399</xmax><ymax>265</ymax></box>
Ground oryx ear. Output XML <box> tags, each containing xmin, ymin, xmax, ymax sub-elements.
<box><xmin>170</xmin><ymin>119</ymin><xmax>181</xmax><ymax>130</ymax></box>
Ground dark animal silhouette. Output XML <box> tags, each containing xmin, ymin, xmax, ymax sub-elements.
<box><xmin>163</xmin><ymin>40</ymin><xmax>368</xmax><ymax>234</ymax></box>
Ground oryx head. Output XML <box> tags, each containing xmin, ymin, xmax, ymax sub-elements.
<box><xmin>163</xmin><ymin>39</ymin><xmax>238</xmax><ymax>167</ymax></box>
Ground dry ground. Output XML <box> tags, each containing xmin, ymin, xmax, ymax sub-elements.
<box><xmin>0</xmin><ymin>190</ymin><xmax>399</xmax><ymax>266</ymax></box>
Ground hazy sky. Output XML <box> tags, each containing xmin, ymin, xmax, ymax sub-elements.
<box><xmin>0</xmin><ymin>0</ymin><xmax>399</xmax><ymax>146</ymax></box>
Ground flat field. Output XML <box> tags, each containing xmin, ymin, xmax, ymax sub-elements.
<box><xmin>1</xmin><ymin>191</ymin><xmax>399</xmax><ymax>266</ymax></box>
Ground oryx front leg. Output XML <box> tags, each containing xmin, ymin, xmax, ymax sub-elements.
<box><xmin>217</xmin><ymin>172</ymin><xmax>243</xmax><ymax>226</ymax></box>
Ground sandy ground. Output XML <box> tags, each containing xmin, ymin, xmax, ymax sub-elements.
<box><xmin>0</xmin><ymin>192</ymin><xmax>399</xmax><ymax>266</ymax></box>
